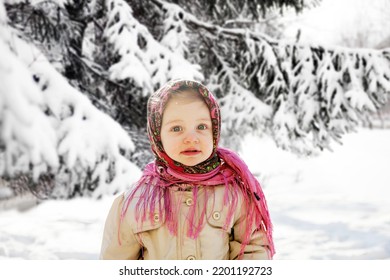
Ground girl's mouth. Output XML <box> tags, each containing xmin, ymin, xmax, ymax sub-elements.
<box><xmin>181</xmin><ymin>150</ymin><xmax>201</xmax><ymax>156</ymax></box>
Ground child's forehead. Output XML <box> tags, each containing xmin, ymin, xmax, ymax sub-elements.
<box><xmin>160</xmin><ymin>101</ymin><xmax>209</xmax><ymax>128</ymax></box>
<box><xmin>166</xmin><ymin>95</ymin><xmax>206</xmax><ymax>106</ymax></box>
<box><xmin>167</xmin><ymin>89</ymin><xmax>204</xmax><ymax>102</ymax></box>
<box><xmin>162</xmin><ymin>90</ymin><xmax>208</xmax><ymax>109</ymax></box>
<box><xmin>163</xmin><ymin>99</ymin><xmax>211</xmax><ymax>118</ymax></box>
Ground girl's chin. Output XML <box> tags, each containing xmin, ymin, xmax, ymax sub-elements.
<box><xmin>170</xmin><ymin>151</ymin><xmax>213</xmax><ymax>167</ymax></box>
<box><xmin>179</xmin><ymin>160</ymin><xmax>202</xmax><ymax>167</ymax></box>
<box><xmin>176</xmin><ymin>156</ymin><xmax>205</xmax><ymax>167</ymax></box>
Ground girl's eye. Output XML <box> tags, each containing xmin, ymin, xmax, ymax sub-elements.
<box><xmin>171</xmin><ymin>126</ymin><xmax>182</xmax><ymax>132</ymax></box>
<box><xmin>198</xmin><ymin>124</ymin><xmax>207</xmax><ymax>130</ymax></box>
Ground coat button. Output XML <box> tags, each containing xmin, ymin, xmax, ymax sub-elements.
<box><xmin>187</xmin><ymin>255</ymin><xmax>196</xmax><ymax>260</ymax></box>
<box><xmin>185</xmin><ymin>198</ymin><xmax>193</xmax><ymax>206</ymax></box>
<box><xmin>212</xmin><ymin>211</ymin><xmax>221</xmax><ymax>220</ymax></box>
<box><xmin>153</xmin><ymin>213</ymin><xmax>160</xmax><ymax>222</ymax></box>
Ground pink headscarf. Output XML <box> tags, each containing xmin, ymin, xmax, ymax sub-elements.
<box><xmin>121</xmin><ymin>80</ymin><xmax>275</xmax><ymax>258</ymax></box>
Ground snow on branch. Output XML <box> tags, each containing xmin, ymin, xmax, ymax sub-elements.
<box><xmin>255</xmin><ymin>41</ymin><xmax>390</xmax><ymax>152</ymax></box>
<box><xmin>0</xmin><ymin>10</ymin><xmax>141</xmax><ymax>197</ymax></box>
<box><xmin>159</xmin><ymin>2</ymin><xmax>190</xmax><ymax>58</ymax></box>
<box><xmin>0</xmin><ymin>39</ymin><xmax>58</xmax><ymax>180</ymax></box>
<box><xmin>208</xmin><ymin>48</ymin><xmax>271</xmax><ymax>134</ymax></box>
<box><xmin>104</xmin><ymin>0</ymin><xmax>203</xmax><ymax>95</ymax></box>
<box><xmin>0</xmin><ymin>0</ymin><xmax>57</xmax><ymax>180</ymax></box>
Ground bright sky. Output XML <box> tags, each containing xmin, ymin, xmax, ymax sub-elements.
<box><xmin>283</xmin><ymin>0</ymin><xmax>390</xmax><ymax>48</ymax></box>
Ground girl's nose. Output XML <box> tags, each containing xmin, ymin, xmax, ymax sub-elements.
<box><xmin>184</xmin><ymin>131</ymin><xmax>199</xmax><ymax>144</ymax></box>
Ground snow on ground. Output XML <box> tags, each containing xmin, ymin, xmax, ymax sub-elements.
<box><xmin>0</xmin><ymin>128</ymin><xmax>389</xmax><ymax>259</ymax></box>
<box><xmin>242</xmin><ymin>128</ymin><xmax>390</xmax><ymax>260</ymax></box>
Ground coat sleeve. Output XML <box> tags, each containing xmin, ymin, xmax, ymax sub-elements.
<box><xmin>229</xmin><ymin>205</ymin><xmax>271</xmax><ymax>260</ymax></box>
<box><xmin>100</xmin><ymin>194</ymin><xmax>142</xmax><ymax>260</ymax></box>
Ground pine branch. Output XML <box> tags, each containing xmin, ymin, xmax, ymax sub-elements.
<box><xmin>207</xmin><ymin>45</ymin><xmax>272</xmax><ymax>142</ymax></box>
<box><xmin>103</xmin><ymin>0</ymin><xmax>203</xmax><ymax>95</ymax></box>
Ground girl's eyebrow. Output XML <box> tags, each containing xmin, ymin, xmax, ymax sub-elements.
<box><xmin>163</xmin><ymin>119</ymin><xmax>182</xmax><ymax>126</ymax></box>
<box><xmin>197</xmin><ymin>118</ymin><xmax>211</xmax><ymax>122</ymax></box>
<box><xmin>163</xmin><ymin>118</ymin><xmax>211</xmax><ymax>126</ymax></box>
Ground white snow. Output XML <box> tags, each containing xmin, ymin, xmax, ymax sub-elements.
<box><xmin>0</xmin><ymin>128</ymin><xmax>389</xmax><ymax>259</ymax></box>
<box><xmin>242</xmin><ymin>128</ymin><xmax>390</xmax><ymax>259</ymax></box>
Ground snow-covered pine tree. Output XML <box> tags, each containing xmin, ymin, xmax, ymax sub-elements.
<box><xmin>0</xmin><ymin>0</ymin><xmax>140</xmax><ymax>198</ymax></box>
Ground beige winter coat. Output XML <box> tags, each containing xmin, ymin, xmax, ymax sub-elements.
<box><xmin>100</xmin><ymin>184</ymin><xmax>271</xmax><ymax>260</ymax></box>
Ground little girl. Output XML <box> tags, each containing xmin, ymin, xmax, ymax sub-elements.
<box><xmin>100</xmin><ymin>80</ymin><xmax>275</xmax><ymax>260</ymax></box>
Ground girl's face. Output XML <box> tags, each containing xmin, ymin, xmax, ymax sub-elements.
<box><xmin>161</xmin><ymin>95</ymin><xmax>213</xmax><ymax>167</ymax></box>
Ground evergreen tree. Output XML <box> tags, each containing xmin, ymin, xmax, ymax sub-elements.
<box><xmin>1</xmin><ymin>0</ymin><xmax>389</xmax><ymax>198</ymax></box>
<box><xmin>0</xmin><ymin>0</ymin><xmax>140</xmax><ymax>198</ymax></box>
